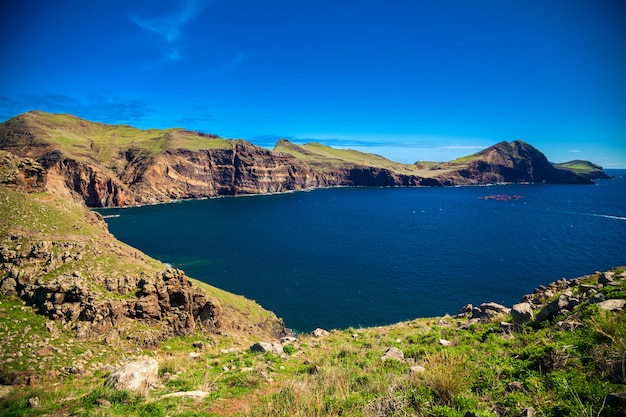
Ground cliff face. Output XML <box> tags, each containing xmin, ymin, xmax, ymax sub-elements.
<box><xmin>0</xmin><ymin>111</ymin><xmax>600</xmax><ymax>207</ymax></box>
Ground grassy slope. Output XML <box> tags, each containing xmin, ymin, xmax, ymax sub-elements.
<box><xmin>553</xmin><ymin>160</ymin><xmax>607</xmax><ymax>177</ymax></box>
<box><xmin>3</xmin><ymin>269</ymin><xmax>624</xmax><ymax>417</ymax></box>
<box><xmin>14</xmin><ymin>111</ymin><xmax>233</xmax><ymax>168</ymax></box>
<box><xmin>274</xmin><ymin>140</ymin><xmax>424</xmax><ymax>175</ymax></box>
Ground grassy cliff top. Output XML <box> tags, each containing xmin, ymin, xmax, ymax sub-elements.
<box><xmin>2</xmin><ymin>111</ymin><xmax>233</xmax><ymax>165</ymax></box>
<box><xmin>274</xmin><ymin>139</ymin><xmax>422</xmax><ymax>175</ymax></box>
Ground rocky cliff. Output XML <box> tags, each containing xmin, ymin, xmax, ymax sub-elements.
<box><xmin>0</xmin><ymin>155</ymin><xmax>289</xmax><ymax>347</ymax></box>
<box><xmin>433</xmin><ymin>140</ymin><xmax>595</xmax><ymax>185</ymax></box>
<box><xmin>0</xmin><ymin>111</ymin><xmax>603</xmax><ymax>207</ymax></box>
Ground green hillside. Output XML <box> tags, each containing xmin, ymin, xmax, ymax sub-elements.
<box><xmin>274</xmin><ymin>139</ymin><xmax>421</xmax><ymax>175</ymax></box>
<box><xmin>2</xmin><ymin>111</ymin><xmax>233</xmax><ymax>166</ymax></box>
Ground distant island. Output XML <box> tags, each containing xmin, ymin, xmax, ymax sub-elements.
<box><xmin>0</xmin><ymin>110</ymin><xmax>610</xmax><ymax>207</ymax></box>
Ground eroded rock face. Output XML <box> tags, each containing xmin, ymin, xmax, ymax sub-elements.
<box><xmin>0</xmin><ymin>151</ymin><xmax>46</xmax><ymax>192</ymax></box>
<box><xmin>0</xmin><ymin>258</ymin><xmax>222</xmax><ymax>345</ymax></box>
<box><xmin>0</xmin><ymin>228</ymin><xmax>222</xmax><ymax>346</ymax></box>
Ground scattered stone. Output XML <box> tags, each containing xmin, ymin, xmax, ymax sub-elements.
<box><xmin>189</xmin><ymin>352</ymin><xmax>201</xmax><ymax>360</ymax></box>
<box><xmin>535</xmin><ymin>293</ymin><xmax>577</xmax><ymax>322</ymax></box>
<box><xmin>500</xmin><ymin>322</ymin><xmax>516</xmax><ymax>335</ymax></box>
<box><xmin>579</xmin><ymin>284</ymin><xmax>597</xmax><ymax>293</ymax></box>
<box><xmin>589</xmin><ymin>293</ymin><xmax>605</xmax><ymax>304</ymax></box>
<box><xmin>280</xmin><ymin>336</ymin><xmax>297</xmax><ymax>344</ymax></box>
<box><xmin>381</xmin><ymin>347</ymin><xmax>404</xmax><ymax>362</ymax></box>
<box><xmin>522</xmin><ymin>406</ymin><xmax>537</xmax><ymax>417</ymax></box>
<box><xmin>439</xmin><ymin>339</ymin><xmax>453</xmax><ymax>347</ymax></box>
<box><xmin>105</xmin><ymin>358</ymin><xmax>159</xmax><ymax>392</ymax></box>
<box><xmin>27</xmin><ymin>397</ymin><xmax>39</xmax><ymax>408</ymax></box>
<box><xmin>596</xmin><ymin>299</ymin><xmax>626</xmax><ymax>312</ymax></box>
<box><xmin>159</xmin><ymin>390</ymin><xmax>210</xmax><ymax>400</ymax></box>
<box><xmin>312</xmin><ymin>328</ymin><xmax>330</xmax><ymax>337</ymax></box>
<box><xmin>192</xmin><ymin>341</ymin><xmax>204</xmax><ymax>350</ymax></box>
<box><xmin>240</xmin><ymin>367</ymin><xmax>254</xmax><ymax>373</ymax></box>
<box><xmin>95</xmin><ymin>399</ymin><xmax>111</xmax><ymax>408</ymax></box>
<box><xmin>511</xmin><ymin>302</ymin><xmax>534</xmax><ymax>324</ymax></box>
<box><xmin>555</xmin><ymin>320</ymin><xmax>584</xmax><ymax>331</ymax></box>
<box><xmin>505</xmin><ymin>381</ymin><xmax>524</xmax><ymax>393</ymax></box>
<box><xmin>598</xmin><ymin>272</ymin><xmax>615</xmax><ymax>285</ymax></box>
<box><xmin>250</xmin><ymin>342</ymin><xmax>284</xmax><ymax>355</ymax></box>
<box><xmin>480</xmin><ymin>302</ymin><xmax>510</xmax><ymax>314</ymax></box>
<box><xmin>408</xmin><ymin>365</ymin><xmax>426</xmax><ymax>374</ymax></box>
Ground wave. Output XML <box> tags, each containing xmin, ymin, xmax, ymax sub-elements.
<box><xmin>556</xmin><ymin>210</ymin><xmax>626</xmax><ymax>221</ymax></box>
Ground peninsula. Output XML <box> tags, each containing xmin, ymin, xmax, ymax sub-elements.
<box><xmin>0</xmin><ymin>110</ymin><xmax>609</xmax><ymax>207</ymax></box>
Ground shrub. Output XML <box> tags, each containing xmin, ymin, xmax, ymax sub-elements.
<box><xmin>420</xmin><ymin>351</ymin><xmax>469</xmax><ymax>405</ymax></box>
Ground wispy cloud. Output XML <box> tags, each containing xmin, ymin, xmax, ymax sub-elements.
<box><xmin>437</xmin><ymin>145</ymin><xmax>487</xmax><ymax>150</ymax></box>
<box><xmin>568</xmin><ymin>149</ymin><xmax>582</xmax><ymax>153</ymax></box>
<box><xmin>129</xmin><ymin>0</ymin><xmax>211</xmax><ymax>60</ymax></box>
<box><xmin>0</xmin><ymin>94</ymin><xmax>154</xmax><ymax>126</ymax></box>
<box><xmin>176</xmin><ymin>107</ymin><xmax>218</xmax><ymax>127</ymax></box>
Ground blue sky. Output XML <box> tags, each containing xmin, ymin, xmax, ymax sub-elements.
<box><xmin>1</xmin><ymin>0</ymin><xmax>625</xmax><ymax>166</ymax></box>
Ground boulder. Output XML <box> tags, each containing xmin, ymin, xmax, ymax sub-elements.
<box><xmin>381</xmin><ymin>347</ymin><xmax>404</xmax><ymax>362</ymax></box>
<box><xmin>479</xmin><ymin>302</ymin><xmax>510</xmax><ymax>314</ymax></box>
<box><xmin>105</xmin><ymin>359</ymin><xmax>159</xmax><ymax>392</ymax></box>
<box><xmin>439</xmin><ymin>339</ymin><xmax>454</xmax><ymax>347</ymax></box>
<box><xmin>408</xmin><ymin>365</ymin><xmax>426</xmax><ymax>374</ymax></box>
<box><xmin>250</xmin><ymin>342</ymin><xmax>284</xmax><ymax>355</ymax></box>
<box><xmin>596</xmin><ymin>299</ymin><xmax>626</xmax><ymax>312</ymax></box>
<box><xmin>312</xmin><ymin>328</ymin><xmax>330</xmax><ymax>337</ymax></box>
<box><xmin>535</xmin><ymin>293</ymin><xmax>577</xmax><ymax>322</ymax></box>
<box><xmin>598</xmin><ymin>272</ymin><xmax>615</xmax><ymax>285</ymax></box>
<box><xmin>511</xmin><ymin>302</ymin><xmax>534</xmax><ymax>324</ymax></box>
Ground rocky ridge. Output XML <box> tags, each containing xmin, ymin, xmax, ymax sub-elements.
<box><xmin>0</xmin><ymin>111</ymin><xmax>607</xmax><ymax>207</ymax></box>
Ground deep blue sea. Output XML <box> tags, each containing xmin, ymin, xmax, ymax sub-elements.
<box><xmin>98</xmin><ymin>170</ymin><xmax>626</xmax><ymax>332</ymax></box>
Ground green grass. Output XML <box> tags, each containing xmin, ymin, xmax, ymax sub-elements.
<box><xmin>1</xmin><ymin>274</ymin><xmax>624</xmax><ymax>416</ymax></box>
<box><xmin>13</xmin><ymin>111</ymin><xmax>234</xmax><ymax>168</ymax></box>
<box><xmin>274</xmin><ymin>139</ymin><xmax>421</xmax><ymax>175</ymax></box>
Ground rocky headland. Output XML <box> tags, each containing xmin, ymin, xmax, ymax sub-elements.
<box><xmin>0</xmin><ymin>110</ymin><xmax>609</xmax><ymax>208</ymax></box>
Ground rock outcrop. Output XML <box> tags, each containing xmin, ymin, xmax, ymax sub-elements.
<box><xmin>0</xmin><ymin>111</ymin><xmax>603</xmax><ymax>207</ymax></box>
<box><xmin>436</xmin><ymin>141</ymin><xmax>594</xmax><ymax>185</ymax></box>
<box><xmin>457</xmin><ymin>269</ymin><xmax>626</xmax><ymax>330</ymax></box>
<box><xmin>0</xmin><ymin>231</ymin><xmax>221</xmax><ymax>346</ymax></box>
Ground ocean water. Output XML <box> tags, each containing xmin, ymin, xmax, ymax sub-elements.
<box><xmin>98</xmin><ymin>170</ymin><xmax>626</xmax><ymax>332</ymax></box>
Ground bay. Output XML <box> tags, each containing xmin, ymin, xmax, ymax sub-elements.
<box><xmin>98</xmin><ymin>170</ymin><xmax>626</xmax><ymax>332</ymax></box>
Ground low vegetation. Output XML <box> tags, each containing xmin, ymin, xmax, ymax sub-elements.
<box><xmin>1</xmin><ymin>267</ymin><xmax>624</xmax><ymax>416</ymax></box>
